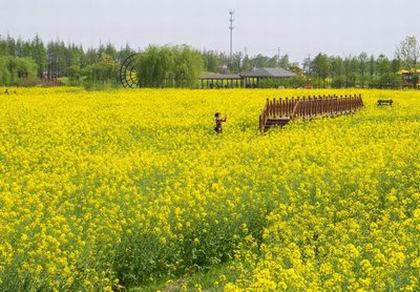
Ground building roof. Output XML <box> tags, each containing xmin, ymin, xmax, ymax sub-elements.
<box><xmin>240</xmin><ymin>67</ymin><xmax>296</xmax><ymax>78</ymax></box>
<box><xmin>199</xmin><ymin>67</ymin><xmax>297</xmax><ymax>80</ymax></box>
<box><xmin>200</xmin><ymin>73</ymin><xmax>241</xmax><ymax>79</ymax></box>
<box><xmin>397</xmin><ymin>69</ymin><xmax>420</xmax><ymax>75</ymax></box>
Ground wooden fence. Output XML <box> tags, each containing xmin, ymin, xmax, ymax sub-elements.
<box><xmin>259</xmin><ymin>94</ymin><xmax>363</xmax><ymax>132</ymax></box>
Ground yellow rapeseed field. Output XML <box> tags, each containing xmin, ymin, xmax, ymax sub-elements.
<box><xmin>0</xmin><ymin>88</ymin><xmax>419</xmax><ymax>291</ymax></box>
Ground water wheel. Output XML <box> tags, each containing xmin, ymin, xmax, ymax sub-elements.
<box><xmin>119</xmin><ymin>54</ymin><xmax>139</xmax><ymax>88</ymax></box>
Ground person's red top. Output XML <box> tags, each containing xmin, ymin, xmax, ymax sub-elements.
<box><xmin>216</xmin><ymin>116</ymin><xmax>227</xmax><ymax>126</ymax></box>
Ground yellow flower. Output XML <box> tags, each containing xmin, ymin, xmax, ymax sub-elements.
<box><xmin>0</xmin><ymin>87</ymin><xmax>418</xmax><ymax>291</ymax></box>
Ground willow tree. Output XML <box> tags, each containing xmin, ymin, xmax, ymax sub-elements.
<box><xmin>0</xmin><ymin>56</ymin><xmax>37</xmax><ymax>85</ymax></box>
<box><xmin>136</xmin><ymin>45</ymin><xmax>203</xmax><ymax>88</ymax></box>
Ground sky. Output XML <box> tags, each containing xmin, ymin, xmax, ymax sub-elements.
<box><xmin>0</xmin><ymin>0</ymin><xmax>419</xmax><ymax>64</ymax></box>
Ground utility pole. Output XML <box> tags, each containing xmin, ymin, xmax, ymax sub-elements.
<box><xmin>229</xmin><ymin>10</ymin><xmax>235</xmax><ymax>61</ymax></box>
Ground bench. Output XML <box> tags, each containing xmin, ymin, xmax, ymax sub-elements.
<box><xmin>377</xmin><ymin>99</ymin><xmax>393</xmax><ymax>106</ymax></box>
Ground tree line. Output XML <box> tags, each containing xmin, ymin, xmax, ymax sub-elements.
<box><xmin>302</xmin><ymin>36</ymin><xmax>419</xmax><ymax>88</ymax></box>
<box><xmin>0</xmin><ymin>34</ymin><xmax>418</xmax><ymax>88</ymax></box>
<box><xmin>203</xmin><ymin>35</ymin><xmax>419</xmax><ymax>88</ymax></box>
<box><xmin>303</xmin><ymin>53</ymin><xmax>403</xmax><ymax>88</ymax></box>
<box><xmin>0</xmin><ymin>35</ymin><xmax>135</xmax><ymax>88</ymax></box>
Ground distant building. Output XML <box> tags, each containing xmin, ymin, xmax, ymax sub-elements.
<box><xmin>397</xmin><ymin>69</ymin><xmax>420</xmax><ymax>88</ymax></box>
<box><xmin>240</xmin><ymin>67</ymin><xmax>296</xmax><ymax>88</ymax></box>
<box><xmin>200</xmin><ymin>67</ymin><xmax>296</xmax><ymax>89</ymax></box>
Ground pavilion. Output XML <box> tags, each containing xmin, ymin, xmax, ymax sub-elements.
<box><xmin>397</xmin><ymin>69</ymin><xmax>420</xmax><ymax>88</ymax></box>
<box><xmin>200</xmin><ymin>73</ymin><xmax>241</xmax><ymax>89</ymax></box>
<box><xmin>200</xmin><ymin>67</ymin><xmax>296</xmax><ymax>89</ymax></box>
<box><xmin>240</xmin><ymin>67</ymin><xmax>296</xmax><ymax>88</ymax></box>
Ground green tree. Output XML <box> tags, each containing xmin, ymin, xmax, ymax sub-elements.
<box><xmin>375</xmin><ymin>55</ymin><xmax>397</xmax><ymax>88</ymax></box>
<box><xmin>117</xmin><ymin>44</ymin><xmax>136</xmax><ymax>64</ymax></box>
<box><xmin>67</xmin><ymin>65</ymin><xmax>82</xmax><ymax>85</ymax></box>
<box><xmin>358</xmin><ymin>52</ymin><xmax>368</xmax><ymax>87</ymax></box>
<box><xmin>311</xmin><ymin>53</ymin><xmax>330</xmax><ymax>87</ymax></box>
<box><xmin>391</xmin><ymin>58</ymin><xmax>401</xmax><ymax>73</ymax></box>
<box><xmin>396</xmin><ymin>35</ymin><xmax>419</xmax><ymax>87</ymax></box>
<box><xmin>83</xmin><ymin>53</ymin><xmax>119</xmax><ymax>88</ymax></box>
<box><xmin>376</xmin><ymin>54</ymin><xmax>391</xmax><ymax>76</ymax></box>
<box><xmin>278</xmin><ymin>54</ymin><xmax>289</xmax><ymax>69</ymax></box>
<box><xmin>0</xmin><ymin>56</ymin><xmax>11</xmax><ymax>85</ymax></box>
<box><xmin>31</xmin><ymin>35</ymin><xmax>47</xmax><ymax>76</ymax></box>
<box><xmin>6</xmin><ymin>35</ymin><xmax>17</xmax><ymax>56</ymax></box>
<box><xmin>241</xmin><ymin>54</ymin><xmax>254</xmax><ymax>73</ymax></box>
<box><xmin>173</xmin><ymin>45</ymin><xmax>203</xmax><ymax>87</ymax></box>
<box><xmin>202</xmin><ymin>50</ymin><xmax>220</xmax><ymax>73</ymax></box>
<box><xmin>396</xmin><ymin>35</ymin><xmax>419</xmax><ymax>71</ymax></box>
<box><xmin>136</xmin><ymin>45</ymin><xmax>174</xmax><ymax>87</ymax></box>
<box><xmin>136</xmin><ymin>45</ymin><xmax>203</xmax><ymax>88</ymax></box>
<box><xmin>228</xmin><ymin>52</ymin><xmax>242</xmax><ymax>73</ymax></box>
<box><xmin>330</xmin><ymin>56</ymin><xmax>344</xmax><ymax>88</ymax></box>
<box><xmin>0</xmin><ymin>35</ymin><xmax>9</xmax><ymax>56</ymax></box>
<box><xmin>342</xmin><ymin>56</ymin><xmax>358</xmax><ymax>88</ymax></box>
<box><xmin>0</xmin><ymin>56</ymin><xmax>37</xmax><ymax>85</ymax></box>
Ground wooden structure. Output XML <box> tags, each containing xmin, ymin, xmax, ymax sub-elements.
<box><xmin>118</xmin><ymin>53</ymin><xmax>298</xmax><ymax>89</ymax></box>
<box><xmin>120</xmin><ymin>54</ymin><xmax>139</xmax><ymax>88</ymax></box>
<box><xmin>397</xmin><ymin>69</ymin><xmax>420</xmax><ymax>88</ymax></box>
<box><xmin>259</xmin><ymin>94</ymin><xmax>363</xmax><ymax>132</ymax></box>
<box><xmin>377</xmin><ymin>99</ymin><xmax>393</xmax><ymax>106</ymax></box>
<box><xmin>40</xmin><ymin>72</ymin><xmax>64</xmax><ymax>87</ymax></box>
<box><xmin>200</xmin><ymin>67</ymin><xmax>296</xmax><ymax>89</ymax></box>
<box><xmin>240</xmin><ymin>67</ymin><xmax>296</xmax><ymax>88</ymax></box>
<box><xmin>200</xmin><ymin>74</ymin><xmax>241</xmax><ymax>89</ymax></box>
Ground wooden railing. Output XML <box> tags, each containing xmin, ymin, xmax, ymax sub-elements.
<box><xmin>259</xmin><ymin>94</ymin><xmax>364</xmax><ymax>132</ymax></box>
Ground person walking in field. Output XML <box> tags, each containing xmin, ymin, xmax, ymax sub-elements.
<box><xmin>214</xmin><ymin>112</ymin><xmax>227</xmax><ymax>134</ymax></box>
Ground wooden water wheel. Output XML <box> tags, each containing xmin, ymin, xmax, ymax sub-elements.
<box><xmin>119</xmin><ymin>54</ymin><xmax>139</xmax><ymax>88</ymax></box>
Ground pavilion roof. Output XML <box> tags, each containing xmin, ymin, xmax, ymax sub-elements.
<box><xmin>397</xmin><ymin>69</ymin><xmax>420</xmax><ymax>75</ymax></box>
<box><xmin>240</xmin><ymin>67</ymin><xmax>296</xmax><ymax>78</ymax></box>
<box><xmin>200</xmin><ymin>73</ymin><xmax>241</xmax><ymax>79</ymax></box>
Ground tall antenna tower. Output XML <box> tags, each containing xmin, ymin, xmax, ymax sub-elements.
<box><xmin>229</xmin><ymin>10</ymin><xmax>235</xmax><ymax>61</ymax></box>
